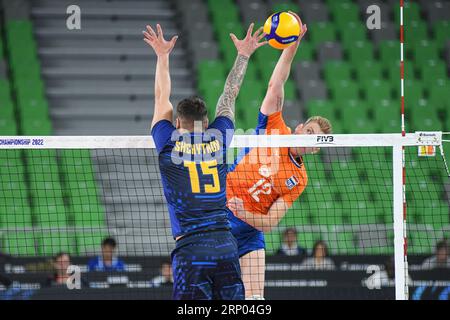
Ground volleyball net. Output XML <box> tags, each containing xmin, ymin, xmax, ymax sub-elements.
<box><xmin>0</xmin><ymin>132</ymin><xmax>448</xmax><ymax>300</ymax></box>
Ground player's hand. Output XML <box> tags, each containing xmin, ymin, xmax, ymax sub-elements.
<box><xmin>143</xmin><ymin>24</ymin><xmax>178</xmax><ymax>57</ymax></box>
<box><xmin>230</xmin><ymin>23</ymin><xmax>267</xmax><ymax>58</ymax></box>
<box><xmin>228</xmin><ymin>197</ymin><xmax>246</xmax><ymax>217</ymax></box>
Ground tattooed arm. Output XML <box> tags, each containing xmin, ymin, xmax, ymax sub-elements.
<box><xmin>215</xmin><ymin>23</ymin><xmax>267</xmax><ymax>122</ymax></box>
<box><xmin>215</xmin><ymin>54</ymin><xmax>249</xmax><ymax>121</ymax></box>
<box><xmin>261</xmin><ymin>12</ymin><xmax>307</xmax><ymax>116</ymax></box>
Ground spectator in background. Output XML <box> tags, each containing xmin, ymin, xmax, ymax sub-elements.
<box><xmin>421</xmin><ymin>239</ymin><xmax>450</xmax><ymax>270</ymax></box>
<box><xmin>47</xmin><ymin>252</ymin><xmax>71</xmax><ymax>286</ymax></box>
<box><xmin>0</xmin><ymin>251</ymin><xmax>12</xmax><ymax>288</ymax></box>
<box><xmin>301</xmin><ymin>240</ymin><xmax>336</xmax><ymax>270</ymax></box>
<box><xmin>150</xmin><ymin>261</ymin><xmax>173</xmax><ymax>288</ymax></box>
<box><xmin>276</xmin><ymin>227</ymin><xmax>306</xmax><ymax>257</ymax></box>
<box><xmin>88</xmin><ymin>237</ymin><xmax>126</xmax><ymax>272</ymax></box>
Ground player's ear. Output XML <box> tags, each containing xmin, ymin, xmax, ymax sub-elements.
<box><xmin>175</xmin><ymin>118</ymin><xmax>180</xmax><ymax>129</ymax></box>
<box><xmin>203</xmin><ymin>117</ymin><xmax>209</xmax><ymax>129</ymax></box>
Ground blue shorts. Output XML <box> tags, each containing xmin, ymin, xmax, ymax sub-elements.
<box><xmin>227</xmin><ymin>208</ymin><xmax>265</xmax><ymax>257</ymax></box>
<box><xmin>171</xmin><ymin>230</ymin><xmax>245</xmax><ymax>300</ymax></box>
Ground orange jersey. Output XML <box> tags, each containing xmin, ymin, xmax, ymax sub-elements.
<box><xmin>227</xmin><ymin>111</ymin><xmax>308</xmax><ymax>215</ymax></box>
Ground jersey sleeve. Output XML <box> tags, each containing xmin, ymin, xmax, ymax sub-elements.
<box><xmin>208</xmin><ymin>116</ymin><xmax>234</xmax><ymax>148</ymax></box>
<box><xmin>257</xmin><ymin>111</ymin><xmax>291</xmax><ymax>135</ymax></box>
<box><xmin>151</xmin><ymin>120</ymin><xmax>176</xmax><ymax>153</ymax></box>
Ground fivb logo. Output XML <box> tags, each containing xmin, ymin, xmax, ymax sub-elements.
<box><xmin>316</xmin><ymin>135</ymin><xmax>334</xmax><ymax>144</ymax></box>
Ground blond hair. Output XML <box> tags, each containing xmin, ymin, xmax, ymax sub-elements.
<box><xmin>305</xmin><ymin>116</ymin><xmax>332</xmax><ymax>134</ymax></box>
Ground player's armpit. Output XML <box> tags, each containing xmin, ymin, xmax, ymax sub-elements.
<box><xmin>151</xmin><ymin>100</ymin><xmax>174</xmax><ymax>129</ymax></box>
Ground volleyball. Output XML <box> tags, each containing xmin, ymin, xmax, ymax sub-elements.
<box><xmin>263</xmin><ymin>11</ymin><xmax>302</xmax><ymax>50</ymax></box>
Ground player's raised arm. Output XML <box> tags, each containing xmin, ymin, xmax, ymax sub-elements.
<box><xmin>215</xmin><ymin>23</ymin><xmax>267</xmax><ymax>122</ymax></box>
<box><xmin>143</xmin><ymin>24</ymin><xmax>178</xmax><ymax>129</ymax></box>
<box><xmin>260</xmin><ymin>11</ymin><xmax>307</xmax><ymax>116</ymax></box>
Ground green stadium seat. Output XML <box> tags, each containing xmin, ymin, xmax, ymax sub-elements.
<box><xmin>76</xmin><ymin>230</ymin><xmax>107</xmax><ymax>255</ymax></box>
<box><xmin>197</xmin><ymin>60</ymin><xmax>225</xmax><ymax>80</ymax></box>
<box><xmin>378</xmin><ymin>41</ymin><xmax>399</xmax><ymax>64</ymax></box>
<box><xmin>386</xmin><ymin>60</ymin><xmax>415</xmax><ymax>89</ymax></box>
<box><xmin>271</xmin><ymin>2</ymin><xmax>300</xmax><ymax>13</ymax></box>
<box><xmin>329</xmin><ymin>80</ymin><xmax>360</xmax><ymax>102</ymax></box>
<box><xmin>408</xmin><ymin>231</ymin><xmax>436</xmax><ymax>255</ymax></box>
<box><xmin>34</xmin><ymin>197</ymin><xmax>67</xmax><ymax>227</ymax></box>
<box><xmin>412</xmin><ymin>40</ymin><xmax>440</xmax><ymax>64</ymax></box>
<box><xmin>259</xmin><ymin>60</ymin><xmax>278</xmax><ymax>83</ymax></box>
<box><xmin>330</xmin><ymin>160</ymin><xmax>360</xmax><ymax>182</ymax></box>
<box><xmin>308</xmin><ymin>22</ymin><xmax>336</xmax><ymax>46</ymax></box>
<box><xmin>433</xmin><ymin>20</ymin><xmax>450</xmax><ymax>50</ymax></box>
<box><xmin>0</xmin><ymin>200</ymin><xmax>33</xmax><ymax>227</ymax></box>
<box><xmin>348</xmin><ymin>204</ymin><xmax>379</xmax><ymax>225</ymax></box>
<box><xmin>410</xmin><ymin>100</ymin><xmax>442</xmax><ymax>131</ymax></box>
<box><xmin>330</xmin><ymin>1</ymin><xmax>360</xmax><ymax>26</ymax></box>
<box><xmin>347</xmin><ymin>41</ymin><xmax>374</xmax><ymax>65</ymax></box>
<box><xmin>310</xmin><ymin>201</ymin><xmax>344</xmax><ymax>225</ymax></box>
<box><xmin>305</xmin><ymin>100</ymin><xmax>337</xmax><ymax>122</ymax></box>
<box><xmin>340</xmin><ymin>22</ymin><xmax>367</xmax><ymax>49</ymax></box>
<box><xmin>0</xmin><ymin>79</ymin><xmax>11</xmax><ymax>99</ymax></box>
<box><xmin>0</xmin><ymin>118</ymin><xmax>17</xmax><ymax>135</ymax></box>
<box><xmin>428</xmin><ymin>79</ymin><xmax>449</xmax><ymax>113</ymax></box>
<box><xmin>373</xmin><ymin>100</ymin><xmax>400</xmax><ymax>131</ymax></box>
<box><xmin>297</xmin><ymin>231</ymin><xmax>323</xmax><ymax>251</ymax></box>
<box><xmin>21</xmin><ymin>118</ymin><xmax>53</xmax><ymax>135</ymax></box>
<box><xmin>255</xmin><ymin>45</ymin><xmax>281</xmax><ymax>66</ymax></box>
<box><xmin>280</xmin><ymin>199</ymin><xmax>311</xmax><ymax>226</ymax></box>
<box><xmin>0</xmin><ymin>100</ymin><xmax>14</xmax><ymax>119</ymax></box>
<box><xmin>404</xmin><ymin>80</ymin><xmax>424</xmax><ymax>107</ymax></box>
<box><xmin>72</xmin><ymin>202</ymin><xmax>105</xmax><ymax>227</ymax></box>
<box><xmin>38</xmin><ymin>232</ymin><xmax>76</xmax><ymax>256</ymax></box>
<box><xmin>284</xmin><ymin>79</ymin><xmax>297</xmax><ymax>101</ymax></box>
<box><xmin>323</xmin><ymin>61</ymin><xmax>352</xmax><ymax>83</ymax></box>
<box><xmin>336</xmin><ymin>99</ymin><xmax>372</xmax><ymax>119</ymax></box>
<box><xmin>2</xmin><ymin>231</ymin><xmax>36</xmax><ymax>256</ymax></box>
<box><xmin>354</xmin><ymin>61</ymin><xmax>383</xmax><ymax>81</ymax></box>
<box><xmin>328</xmin><ymin>231</ymin><xmax>358</xmax><ymax>254</ymax></box>
<box><xmin>294</xmin><ymin>41</ymin><xmax>314</xmax><ymax>61</ymax></box>
<box><xmin>419</xmin><ymin>60</ymin><xmax>447</xmax><ymax>85</ymax></box>
<box><xmin>363</xmin><ymin>79</ymin><xmax>393</xmax><ymax>106</ymax></box>
<box><xmin>394</xmin><ymin>1</ymin><xmax>421</xmax><ymax>25</ymax></box>
<box><xmin>340</xmin><ymin>101</ymin><xmax>368</xmax><ymax>127</ymax></box>
<box><xmin>413</xmin><ymin>200</ymin><xmax>449</xmax><ymax>229</ymax></box>
<box><xmin>404</xmin><ymin>21</ymin><xmax>429</xmax><ymax>46</ymax></box>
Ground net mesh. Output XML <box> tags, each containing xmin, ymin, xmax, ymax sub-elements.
<box><xmin>0</xmin><ymin>140</ymin><xmax>448</xmax><ymax>299</ymax></box>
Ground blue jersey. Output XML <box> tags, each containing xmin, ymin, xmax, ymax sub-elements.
<box><xmin>151</xmin><ymin>117</ymin><xmax>234</xmax><ymax>239</ymax></box>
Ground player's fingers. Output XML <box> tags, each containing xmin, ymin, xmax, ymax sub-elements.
<box><xmin>257</xmin><ymin>31</ymin><xmax>267</xmax><ymax>42</ymax></box>
<box><xmin>143</xmin><ymin>38</ymin><xmax>154</xmax><ymax>47</ymax></box>
<box><xmin>253</xmin><ymin>26</ymin><xmax>264</xmax><ymax>38</ymax></box>
<box><xmin>302</xmin><ymin>24</ymin><xmax>308</xmax><ymax>35</ymax></box>
<box><xmin>288</xmin><ymin>10</ymin><xmax>302</xmax><ymax>25</ymax></box>
<box><xmin>146</xmin><ymin>25</ymin><xmax>157</xmax><ymax>38</ymax></box>
<box><xmin>142</xmin><ymin>31</ymin><xmax>154</xmax><ymax>41</ymax></box>
<box><xmin>246</xmin><ymin>23</ymin><xmax>254</xmax><ymax>38</ymax></box>
<box><xmin>156</xmin><ymin>23</ymin><xmax>163</xmax><ymax>39</ymax></box>
<box><xmin>229</xmin><ymin>33</ymin><xmax>238</xmax><ymax>44</ymax></box>
<box><xmin>256</xmin><ymin>40</ymin><xmax>268</xmax><ymax>48</ymax></box>
<box><xmin>170</xmin><ymin>35</ymin><xmax>178</xmax><ymax>47</ymax></box>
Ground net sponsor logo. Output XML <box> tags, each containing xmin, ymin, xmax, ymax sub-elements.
<box><xmin>0</xmin><ymin>139</ymin><xmax>31</xmax><ymax>145</ymax></box>
<box><xmin>316</xmin><ymin>135</ymin><xmax>334</xmax><ymax>145</ymax></box>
